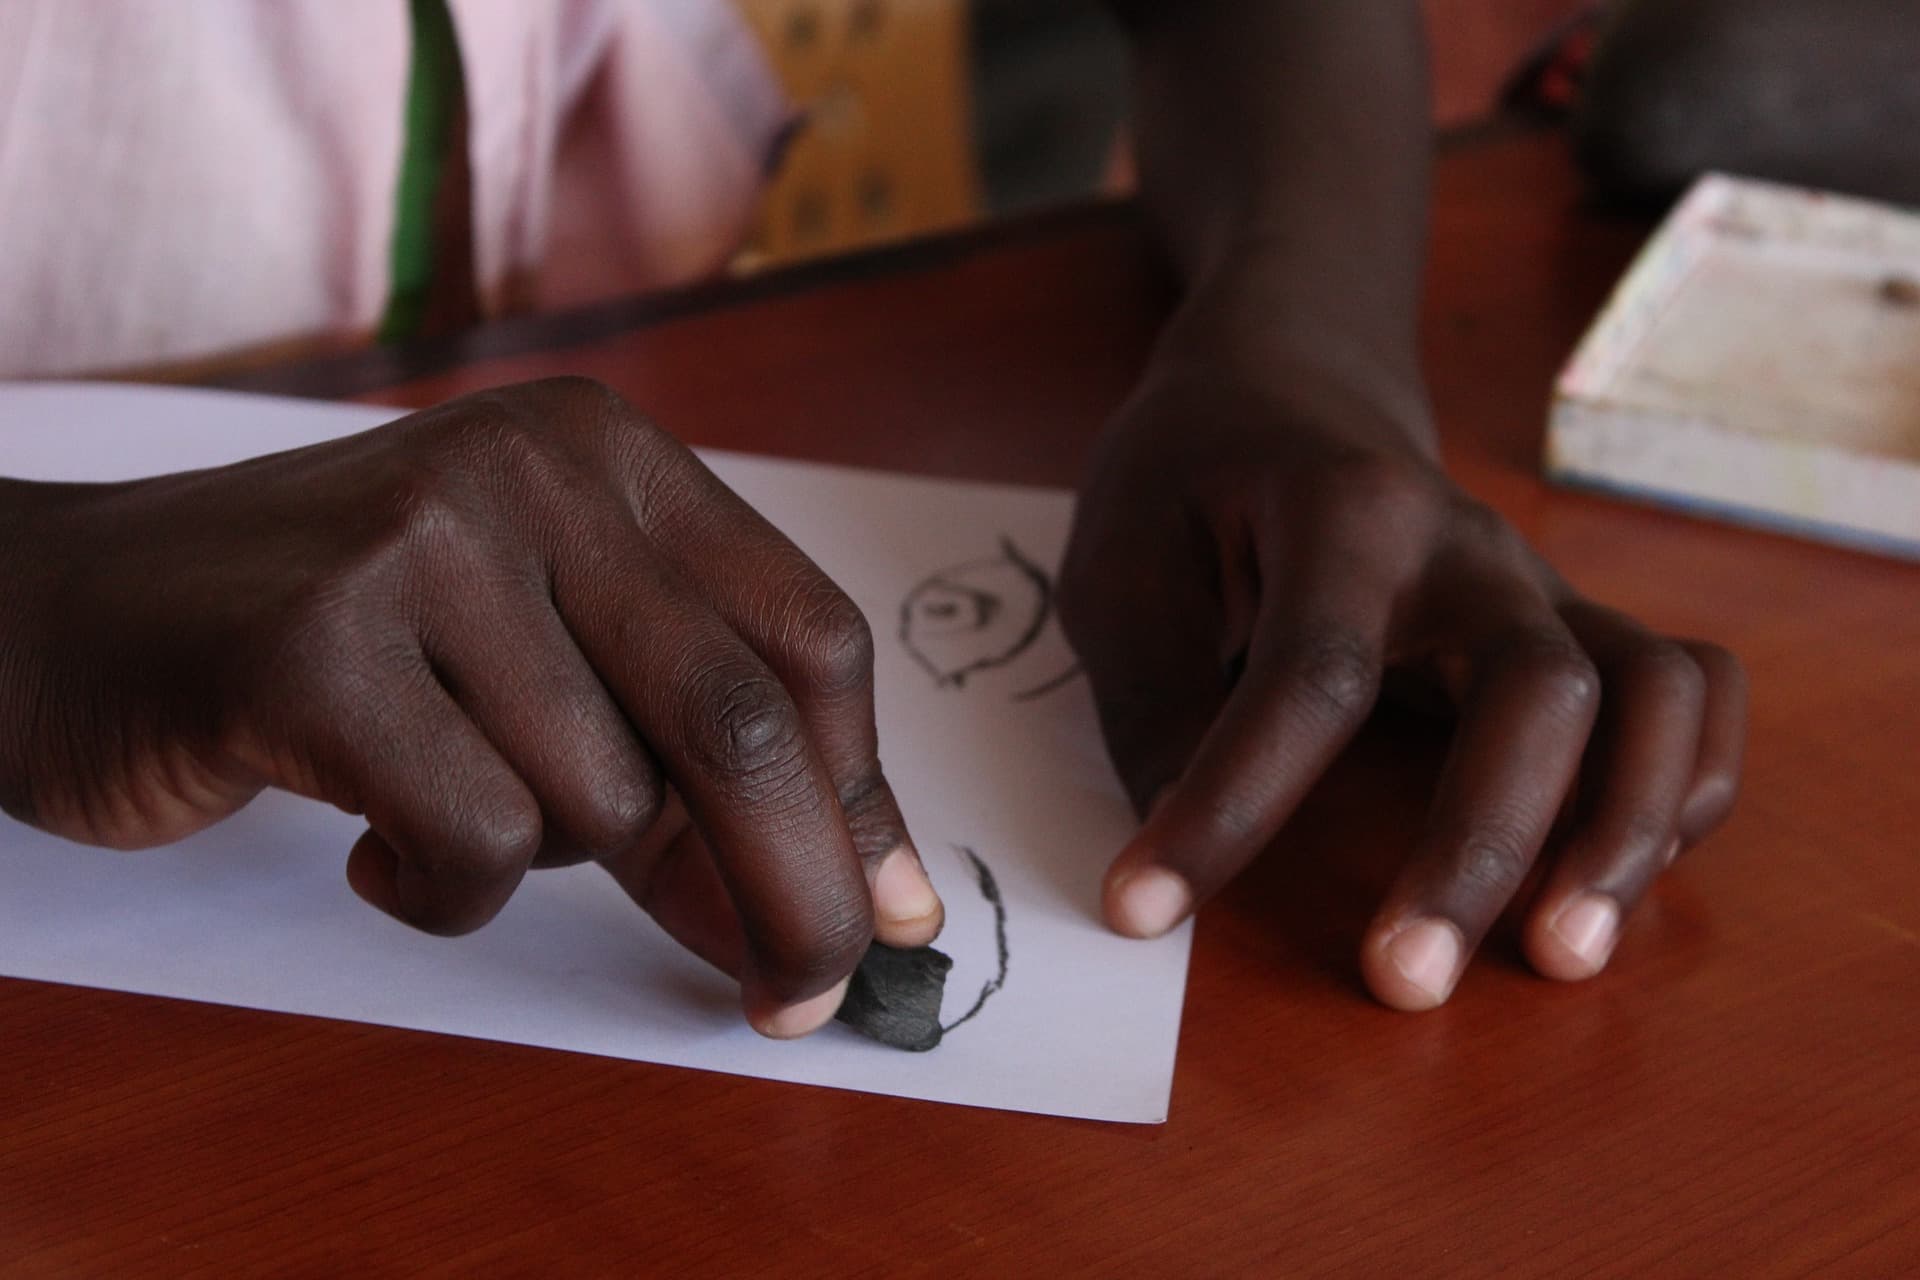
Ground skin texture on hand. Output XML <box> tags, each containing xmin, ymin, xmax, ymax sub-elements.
<box><xmin>0</xmin><ymin>377</ymin><xmax>942</xmax><ymax>1037</ymax></box>
<box><xmin>1060</xmin><ymin>353</ymin><xmax>1747</xmax><ymax>1010</ymax></box>
<box><xmin>1085</xmin><ymin>0</ymin><xmax>1744</xmax><ymax>1008</ymax></box>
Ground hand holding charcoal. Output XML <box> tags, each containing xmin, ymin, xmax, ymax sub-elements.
<box><xmin>0</xmin><ymin>377</ymin><xmax>944</xmax><ymax>1038</ymax></box>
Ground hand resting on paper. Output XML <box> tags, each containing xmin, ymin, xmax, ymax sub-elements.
<box><xmin>1060</xmin><ymin>325</ymin><xmax>1748</xmax><ymax>1011</ymax></box>
<box><xmin>1080</xmin><ymin>0</ymin><xmax>1748</xmax><ymax>1009</ymax></box>
<box><xmin>0</xmin><ymin>377</ymin><xmax>943</xmax><ymax>1039</ymax></box>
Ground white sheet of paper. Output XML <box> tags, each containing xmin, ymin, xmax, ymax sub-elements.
<box><xmin>0</xmin><ymin>383</ymin><xmax>1191</xmax><ymax>1123</ymax></box>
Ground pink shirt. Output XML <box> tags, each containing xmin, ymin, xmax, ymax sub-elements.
<box><xmin>0</xmin><ymin>0</ymin><xmax>789</xmax><ymax>377</ymax></box>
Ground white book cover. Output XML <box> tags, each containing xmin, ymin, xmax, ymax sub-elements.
<box><xmin>1547</xmin><ymin>173</ymin><xmax>1920</xmax><ymax>560</ymax></box>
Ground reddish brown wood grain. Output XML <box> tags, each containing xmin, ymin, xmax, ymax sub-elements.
<box><xmin>4</xmin><ymin>130</ymin><xmax>1917</xmax><ymax>1277</ymax></box>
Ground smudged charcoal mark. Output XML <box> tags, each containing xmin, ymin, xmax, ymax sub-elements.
<box><xmin>835</xmin><ymin>943</ymin><xmax>954</xmax><ymax>1052</ymax></box>
<box><xmin>1012</xmin><ymin>662</ymin><xmax>1085</xmax><ymax>703</ymax></box>
<box><xmin>1879</xmin><ymin>275</ymin><xmax>1920</xmax><ymax>309</ymax></box>
<box><xmin>899</xmin><ymin>536</ymin><xmax>1054</xmax><ymax>689</ymax></box>
<box><xmin>941</xmin><ymin>846</ymin><xmax>1009</xmax><ymax>1035</ymax></box>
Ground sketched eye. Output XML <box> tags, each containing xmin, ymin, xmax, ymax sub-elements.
<box><xmin>898</xmin><ymin>537</ymin><xmax>1051</xmax><ymax>689</ymax></box>
<box><xmin>911</xmin><ymin>582</ymin><xmax>1000</xmax><ymax>635</ymax></box>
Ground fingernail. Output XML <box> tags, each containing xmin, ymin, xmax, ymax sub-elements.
<box><xmin>751</xmin><ymin>976</ymin><xmax>850</xmax><ymax>1040</ymax></box>
<box><xmin>1551</xmin><ymin>894</ymin><xmax>1620</xmax><ymax>974</ymax></box>
<box><xmin>1386</xmin><ymin>920</ymin><xmax>1462</xmax><ymax>1006</ymax></box>
<box><xmin>873</xmin><ymin>847</ymin><xmax>942</xmax><ymax>929</ymax></box>
<box><xmin>1111</xmin><ymin>865</ymin><xmax>1192</xmax><ymax>939</ymax></box>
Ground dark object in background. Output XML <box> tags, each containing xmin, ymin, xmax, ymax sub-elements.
<box><xmin>835</xmin><ymin>942</ymin><xmax>955</xmax><ymax>1052</ymax></box>
<box><xmin>971</xmin><ymin>0</ymin><xmax>1128</xmax><ymax>214</ymax></box>
<box><xmin>1576</xmin><ymin>0</ymin><xmax>1920</xmax><ymax>209</ymax></box>
<box><xmin>1499</xmin><ymin>4</ymin><xmax>1605</xmax><ymax>120</ymax></box>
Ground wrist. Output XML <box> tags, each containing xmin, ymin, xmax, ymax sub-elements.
<box><xmin>1147</xmin><ymin>253</ymin><xmax>1437</xmax><ymax>460</ymax></box>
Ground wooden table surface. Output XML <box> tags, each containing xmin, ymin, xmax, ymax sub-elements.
<box><xmin>5</xmin><ymin>129</ymin><xmax>1917</xmax><ymax>1277</ymax></box>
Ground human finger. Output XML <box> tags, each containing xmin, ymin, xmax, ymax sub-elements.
<box><xmin>1059</xmin><ymin>523</ymin><xmax>1239</xmax><ymax>819</ymax></box>
<box><xmin>326</xmin><ymin>660</ymin><xmax>544</xmax><ymax>936</ymax></box>
<box><xmin>1361</xmin><ymin>604</ymin><xmax>1600</xmax><ymax>1010</ymax></box>
<box><xmin>599</xmin><ymin>789</ymin><xmax>750</xmax><ymax>979</ymax></box>
<box><xmin>648</xmin><ymin>492</ymin><xmax>940</xmax><ymax>947</ymax></box>
<box><xmin>1522</xmin><ymin>603</ymin><xmax>1706</xmax><ymax>981</ymax></box>
<box><xmin>421</xmin><ymin>576</ymin><xmax>665</xmax><ymax>869</ymax></box>
<box><xmin>554</xmin><ymin>546</ymin><xmax>869</xmax><ymax>1039</ymax></box>
<box><xmin>1099</xmin><ymin>535</ymin><xmax>1399</xmax><ymax>939</ymax></box>
<box><xmin>1676</xmin><ymin>640</ymin><xmax>1747</xmax><ymax>843</ymax></box>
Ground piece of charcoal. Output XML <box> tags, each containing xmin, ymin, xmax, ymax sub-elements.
<box><xmin>834</xmin><ymin>942</ymin><xmax>954</xmax><ymax>1052</ymax></box>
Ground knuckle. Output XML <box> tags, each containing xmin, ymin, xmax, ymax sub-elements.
<box><xmin>380</xmin><ymin>456</ymin><xmax>470</xmax><ymax>557</ymax></box>
<box><xmin>452</xmin><ymin>398</ymin><xmax>543</xmax><ymax>462</ymax></box>
<box><xmin>514</xmin><ymin>378</ymin><xmax>680</xmax><ymax>513</ymax></box>
<box><xmin>577</xmin><ymin>770</ymin><xmax>664</xmax><ymax>854</ymax></box>
<box><xmin>1322</xmin><ymin>450</ymin><xmax>1439</xmax><ymax>529</ymax></box>
<box><xmin>684</xmin><ymin>667</ymin><xmax>808</xmax><ymax>784</ymax></box>
<box><xmin>423</xmin><ymin>397</ymin><xmax>599</xmax><ymax>518</ymax></box>
<box><xmin>416</xmin><ymin>388</ymin><xmax>525</xmax><ymax>458</ymax></box>
<box><xmin>1616</xmin><ymin>808</ymin><xmax>1676</xmax><ymax>856</ymax></box>
<box><xmin>608</xmin><ymin>415</ymin><xmax>696</xmax><ymax>520</ymax></box>
<box><xmin>1199</xmin><ymin>789</ymin><xmax>1275</xmax><ymax>851</ymax></box>
<box><xmin>462</xmin><ymin>789</ymin><xmax>545</xmax><ymax>877</ymax></box>
<box><xmin>1446</xmin><ymin>814</ymin><xmax>1539</xmax><ymax>896</ymax></box>
<box><xmin>1442</xmin><ymin>498</ymin><xmax>1544</xmax><ymax>578</ymax></box>
<box><xmin>1283</xmin><ymin>628</ymin><xmax>1382</xmax><ymax>725</ymax></box>
<box><xmin>1502</xmin><ymin>630</ymin><xmax>1601</xmax><ymax>721</ymax></box>
<box><xmin>406</xmin><ymin>794</ymin><xmax>542</xmax><ymax>937</ymax></box>
<box><xmin>1451</xmin><ymin>498</ymin><xmax>1511</xmax><ymax>546</ymax></box>
<box><xmin>1629</xmin><ymin>639</ymin><xmax>1707</xmax><ymax>711</ymax></box>
<box><xmin>791</xmin><ymin>586</ymin><xmax>875</xmax><ymax>699</ymax></box>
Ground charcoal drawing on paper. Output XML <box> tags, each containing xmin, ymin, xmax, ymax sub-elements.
<box><xmin>898</xmin><ymin>537</ymin><xmax>1082</xmax><ymax>701</ymax></box>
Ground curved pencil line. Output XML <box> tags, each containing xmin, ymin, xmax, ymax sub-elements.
<box><xmin>1012</xmin><ymin>662</ymin><xmax>1084</xmax><ymax>703</ymax></box>
<box><xmin>898</xmin><ymin>536</ymin><xmax>1055</xmax><ymax>690</ymax></box>
<box><xmin>940</xmin><ymin>846</ymin><xmax>1009</xmax><ymax>1034</ymax></box>
<box><xmin>996</xmin><ymin>534</ymin><xmax>1056</xmax><ymax>668</ymax></box>
<box><xmin>897</xmin><ymin>592</ymin><xmax>950</xmax><ymax>685</ymax></box>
